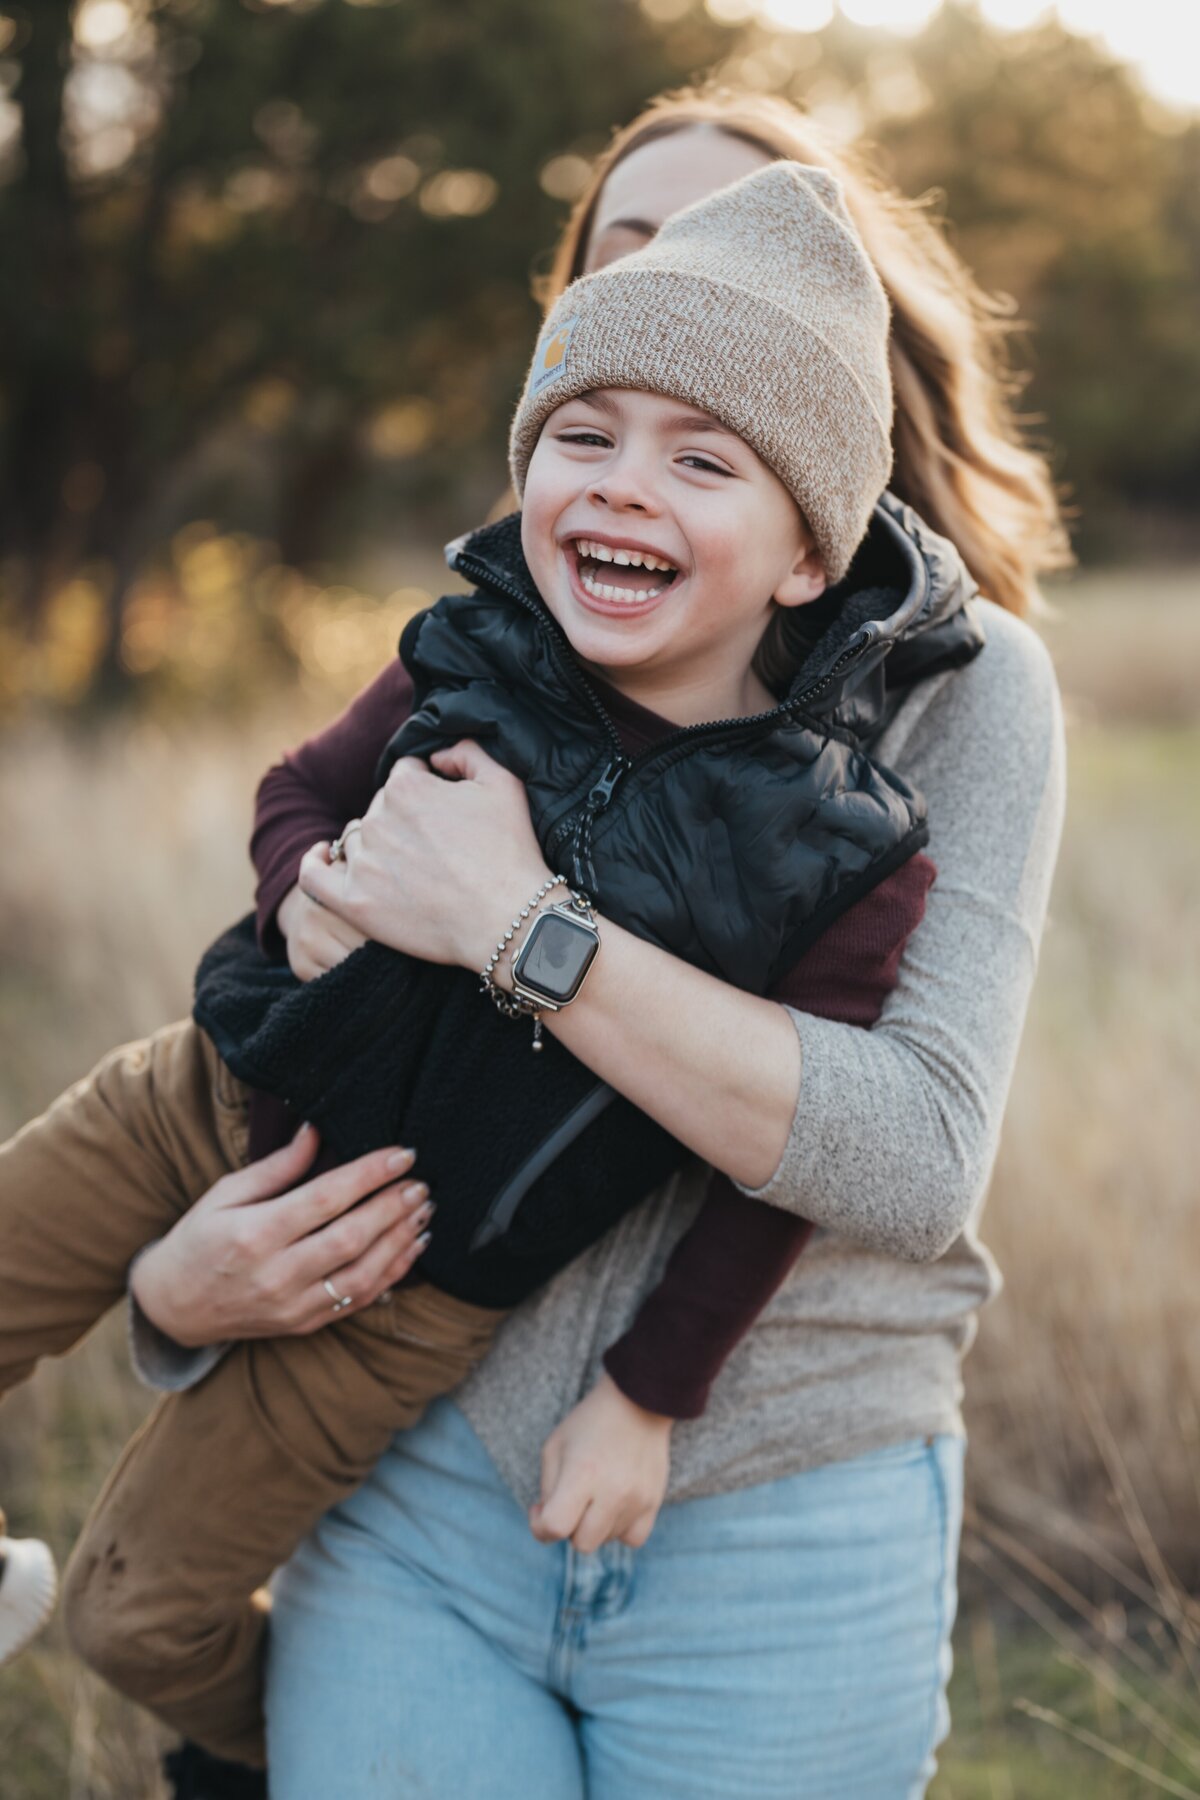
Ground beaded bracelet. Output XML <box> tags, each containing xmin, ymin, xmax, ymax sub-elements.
<box><xmin>478</xmin><ymin>874</ymin><xmax>570</xmax><ymax>1022</ymax></box>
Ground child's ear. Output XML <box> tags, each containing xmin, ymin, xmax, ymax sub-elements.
<box><xmin>774</xmin><ymin>541</ymin><xmax>827</xmax><ymax>609</ymax></box>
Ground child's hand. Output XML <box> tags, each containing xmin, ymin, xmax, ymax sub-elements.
<box><xmin>529</xmin><ymin>1371</ymin><xmax>672</xmax><ymax>1554</ymax></box>
<box><xmin>278</xmin><ymin>852</ymin><xmax>369</xmax><ymax>981</ymax></box>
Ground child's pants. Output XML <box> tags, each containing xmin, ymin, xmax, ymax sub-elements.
<box><xmin>0</xmin><ymin>1018</ymin><xmax>506</xmax><ymax>1766</ymax></box>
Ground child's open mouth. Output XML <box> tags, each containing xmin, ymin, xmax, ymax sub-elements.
<box><xmin>567</xmin><ymin>537</ymin><xmax>682</xmax><ymax>612</ymax></box>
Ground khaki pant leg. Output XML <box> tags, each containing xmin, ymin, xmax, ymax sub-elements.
<box><xmin>0</xmin><ymin>1018</ymin><xmax>246</xmax><ymax>1543</ymax></box>
<box><xmin>61</xmin><ymin>1282</ymin><xmax>507</xmax><ymax>1767</ymax></box>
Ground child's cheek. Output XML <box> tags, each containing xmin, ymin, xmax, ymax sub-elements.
<box><xmin>522</xmin><ymin>520</ymin><xmax>555</xmax><ymax>598</ymax></box>
<box><xmin>519</xmin><ymin>488</ymin><xmax>551</xmax><ymax>580</ymax></box>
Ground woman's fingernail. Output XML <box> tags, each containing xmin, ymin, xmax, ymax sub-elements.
<box><xmin>387</xmin><ymin>1148</ymin><xmax>415</xmax><ymax>1171</ymax></box>
<box><xmin>415</xmin><ymin>1201</ymin><xmax>434</xmax><ymax>1227</ymax></box>
<box><xmin>415</xmin><ymin>1230</ymin><xmax>432</xmax><ymax>1251</ymax></box>
<box><xmin>403</xmin><ymin>1182</ymin><xmax>429</xmax><ymax>1207</ymax></box>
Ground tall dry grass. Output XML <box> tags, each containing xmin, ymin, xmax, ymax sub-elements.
<box><xmin>1</xmin><ymin>568</ymin><xmax>1198</xmax><ymax>1794</ymax></box>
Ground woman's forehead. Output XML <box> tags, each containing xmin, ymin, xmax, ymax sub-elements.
<box><xmin>590</xmin><ymin>127</ymin><xmax>774</xmax><ymax>243</ymax></box>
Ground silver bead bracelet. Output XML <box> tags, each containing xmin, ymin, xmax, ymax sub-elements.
<box><xmin>479</xmin><ymin>874</ymin><xmax>569</xmax><ymax>1025</ymax></box>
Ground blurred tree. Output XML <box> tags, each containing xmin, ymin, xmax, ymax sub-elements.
<box><xmin>713</xmin><ymin>3</ymin><xmax>1200</xmax><ymax>555</ymax></box>
<box><xmin>863</xmin><ymin>6</ymin><xmax>1200</xmax><ymax>553</ymax></box>
<box><xmin>0</xmin><ymin>0</ymin><xmax>730</xmax><ymax>690</ymax></box>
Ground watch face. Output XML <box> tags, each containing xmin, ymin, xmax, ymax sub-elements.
<box><xmin>514</xmin><ymin>911</ymin><xmax>598</xmax><ymax>1003</ymax></box>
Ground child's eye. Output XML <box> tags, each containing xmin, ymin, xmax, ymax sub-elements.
<box><xmin>680</xmin><ymin>454</ymin><xmax>732</xmax><ymax>476</ymax></box>
<box><xmin>558</xmin><ymin>431</ymin><xmax>611</xmax><ymax>448</ymax></box>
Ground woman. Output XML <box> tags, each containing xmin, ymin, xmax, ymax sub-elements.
<box><xmin>132</xmin><ymin>89</ymin><xmax>1066</xmax><ymax>1796</ymax></box>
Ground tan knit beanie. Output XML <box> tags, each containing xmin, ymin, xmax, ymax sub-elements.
<box><xmin>508</xmin><ymin>161</ymin><xmax>893</xmax><ymax>584</ymax></box>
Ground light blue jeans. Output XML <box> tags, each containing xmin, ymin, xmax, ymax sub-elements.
<box><xmin>266</xmin><ymin>1398</ymin><xmax>964</xmax><ymax>1799</ymax></box>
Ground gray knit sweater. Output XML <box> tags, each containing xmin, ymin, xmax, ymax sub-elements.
<box><xmin>452</xmin><ymin>597</ymin><xmax>1066</xmax><ymax>1510</ymax></box>
<box><xmin>133</xmin><ymin>598</ymin><xmax>1065</xmax><ymax>1514</ymax></box>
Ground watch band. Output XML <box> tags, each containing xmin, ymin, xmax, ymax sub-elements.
<box><xmin>479</xmin><ymin>873</ymin><xmax>569</xmax><ymax>1006</ymax></box>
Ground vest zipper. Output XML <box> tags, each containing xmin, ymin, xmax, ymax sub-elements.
<box><xmin>450</xmin><ymin>546</ymin><xmax>876</xmax><ymax>889</ymax></box>
<box><xmin>570</xmin><ymin>756</ymin><xmax>630</xmax><ymax>891</ymax></box>
<box><xmin>449</xmin><ymin>550</ymin><xmax>626</xmax><ymax>763</ymax></box>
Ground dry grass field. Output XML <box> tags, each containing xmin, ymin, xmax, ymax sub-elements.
<box><xmin>1</xmin><ymin>567</ymin><xmax>1199</xmax><ymax>1796</ymax></box>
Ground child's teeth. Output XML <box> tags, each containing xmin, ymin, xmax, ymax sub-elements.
<box><xmin>578</xmin><ymin>567</ymin><xmax>664</xmax><ymax>604</ymax></box>
<box><xmin>575</xmin><ymin>541</ymin><xmax>676</xmax><ymax>575</ymax></box>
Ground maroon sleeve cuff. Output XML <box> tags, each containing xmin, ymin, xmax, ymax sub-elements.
<box><xmin>250</xmin><ymin>659</ymin><xmax>415</xmax><ymax>952</ymax></box>
<box><xmin>252</xmin><ymin>798</ymin><xmax>348</xmax><ymax>954</ymax></box>
<box><xmin>602</xmin><ymin>853</ymin><xmax>937</xmax><ymax>1421</ymax></box>
<box><xmin>603</xmin><ymin>1177</ymin><xmax>813</xmax><ymax>1418</ymax></box>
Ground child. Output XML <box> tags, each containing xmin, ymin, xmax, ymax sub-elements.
<box><xmin>0</xmin><ymin>161</ymin><xmax>981</xmax><ymax>1779</ymax></box>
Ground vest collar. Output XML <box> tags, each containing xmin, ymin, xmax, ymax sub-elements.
<box><xmin>444</xmin><ymin>491</ymin><xmax>983</xmax><ymax>733</ymax></box>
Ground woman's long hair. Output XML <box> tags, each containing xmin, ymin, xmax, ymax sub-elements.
<box><xmin>537</xmin><ymin>87</ymin><xmax>1072</xmax><ymax>628</ymax></box>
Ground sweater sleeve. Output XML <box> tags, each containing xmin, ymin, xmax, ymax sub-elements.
<box><xmin>252</xmin><ymin>658</ymin><xmax>414</xmax><ymax>952</ymax></box>
<box><xmin>726</xmin><ymin>607</ymin><xmax>1066</xmax><ymax>1262</ymax></box>
<box><xmin>602</xmin><ymin>855</ymin><xmax>936</xmax><ymax>1418</ymax></box>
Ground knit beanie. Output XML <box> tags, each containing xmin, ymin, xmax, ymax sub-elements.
<box><xmin>508</xmin><ymin>161</ymin><xmax>893</xmax><ymax>584</ymax></box>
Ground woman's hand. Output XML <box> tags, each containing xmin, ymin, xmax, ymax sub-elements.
<box><xmin>277</xmin><ymin>875</ymin><xmax>369</xmax><ymax>982</ymax></box>
<box><xmin>130</xmin><ymin>1124</ymin><xmax>433</xmax><ymax>1346</ymax></box>
<box><xmin>299</xmin><ymin>740</ymin><xmax>551</xmax><ymax>974</ymax></box>
<box><xmin>529</xmin><ymin>1372</ymin><xmax>673</xmax><ymax>1554</ymax></box>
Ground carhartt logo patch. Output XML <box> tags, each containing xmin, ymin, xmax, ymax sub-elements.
<box><xmin>530</xmin><ymin>317</ymin><xmax>577</xmax><ymax>397</ymax></box>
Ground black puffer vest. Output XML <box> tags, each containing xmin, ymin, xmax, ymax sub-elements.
<box><xmin>194</xmin><ymin>496</ymin><xmax>983</xmax><ymax>1307</ymax></box>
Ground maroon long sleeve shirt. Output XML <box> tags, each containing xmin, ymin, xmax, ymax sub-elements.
<box><xmin>250</xmin><ymin>658</ymin><xmax>935</xmax><ymax>1419</ymax></box>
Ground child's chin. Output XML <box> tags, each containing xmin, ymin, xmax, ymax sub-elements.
<box><xmin>567</xmin><ymin>625</ymin><xmax>661</xmax><ymax>674</ymax></box>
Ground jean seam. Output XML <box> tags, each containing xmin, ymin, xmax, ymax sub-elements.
<box><xmin>917</xmin><ymin>1438</ymin><xmax>954</xmax><ymax>1796</ymax></box>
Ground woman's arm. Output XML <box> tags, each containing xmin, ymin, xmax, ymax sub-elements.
<box><xmin>542</xmin><ymin>619</ymin><xmax>1064</xmax><ymax>1262</ymax></box>
<box><xmin>301</xmin><ymin>605</ymin><xmax>1065</xmax><ymax>1267</ymax></box>
<box><xmin>300</xmin><ymin>742</ymin><xmax>804</xmax><ymax>1184</ymax></box>
<box><xmin>602</xmin><ymin>855</ymin><xmax>934</xmax><ymax>1418</ymax></box>
<box><xmin>542</xmin><ymin>914</ymin><xmax>804</xmax><ymax>1187</ymax></box>
<box><xmin>728</xmin><ymin>611</ymin><xmax>1066</xmax><ymax>1259</ymax></box>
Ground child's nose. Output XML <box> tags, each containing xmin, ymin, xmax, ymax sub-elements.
<box><xmin>587</xmin><ymin>465</ymin><xmax>660</xmax><ymax>514</ymax></box>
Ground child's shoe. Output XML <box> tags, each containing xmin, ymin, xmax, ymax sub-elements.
<box><xmin>162</xmin><ymin>1742</ymin><xmax>268</xmax><ymax>1799</ymax></box>
<box><xmin>0</xmin><ymin>1532</ymin><xmax>59</xmax><ymax>1663</ymax></box>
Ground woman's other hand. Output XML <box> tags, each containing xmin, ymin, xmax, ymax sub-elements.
<box><xmin>299</xmin><ymin>740</ymin><xmax>551</xmax><ymax>972</ymax></box>
<box><xmin>529</xmin><ymin>1372</ymin><xmax>673</xmax><ymax>1553</ymax></box>
<box><xmin>130</xmin><ymin>1125</ymin><xmax>433</xmax><ymax>1346</ymax></box>
<box><xmin>277</xmin><ymin>868</ymin><xmax>369</xmax><ymax>982</ymax></box>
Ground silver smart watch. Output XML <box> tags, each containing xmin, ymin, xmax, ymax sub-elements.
<box><xmin>510</xmin><ymin>893</ymin><xmax>601</xmax><ymax>1011</ymax></box>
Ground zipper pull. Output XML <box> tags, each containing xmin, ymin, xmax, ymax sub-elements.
<box><xmin>571</xmin><ymin>757</ymin><xmax>627</xmax><ymax>895</ymax></box>
<box><xmin>586</xmin><ymin>757</ymin><xmax>628</xmax><ymax>813</ymax></box>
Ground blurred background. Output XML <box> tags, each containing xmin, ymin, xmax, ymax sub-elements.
<box><xmin>1</xmin><ymin>0</ymin><xmax>1198</xmax><ymax>1793</ymax></box>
